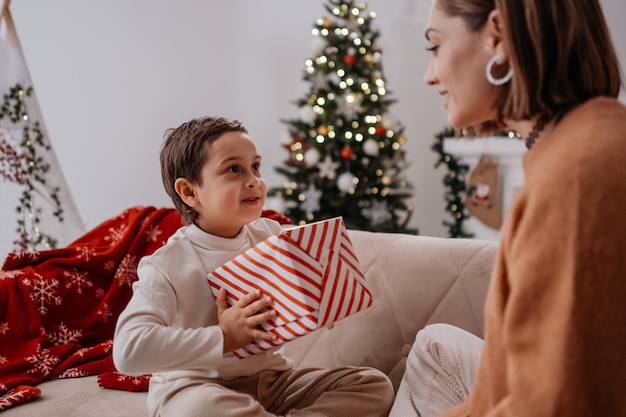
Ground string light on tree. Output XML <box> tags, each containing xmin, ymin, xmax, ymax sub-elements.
<box><xmin>271</xmin><ymin>0</ymin><xmax>416</xmax><ymax>234</ymax></box>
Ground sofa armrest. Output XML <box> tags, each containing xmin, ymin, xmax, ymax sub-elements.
<box><xmin>283</xmin><ymin>230</ymin><xmax>498</xmax><ymax>390</ymax></box>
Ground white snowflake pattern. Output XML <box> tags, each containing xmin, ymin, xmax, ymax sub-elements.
<box><xmin>380</xmin><ymin>152</ymin><xmax>409</xmax><ymax>178</ymax></box>
<box><xmin>76</xmin><ymin>246</ymin><xmax>96</xmax><ymax>262</ymax></box>
<box><xmin>0</xmin><ymin>270</ymin><xmax>22</xmax><ymax>280</ymax></box>
<box><xmin>335</xmin><ymin>92</ymin><xmax>363</xmax><ymax>120</ymax></box>
<box><xmin>115</xmin><ymin>254</ymin><xmax>139</xmax><ymax>287</ymax></box>
<box><xmin>73</xmin><ymin>346</ymin><xmax>90</xmax><ymax>358</ymax></box>
<box><xmin>58</xmin><ymin>368</ymin><xmax>89</xmax><ymax>378</ymax></box>
<box><xmin>103</xmin><ymin>260</ymin><xmax>116</xmax><ymax>271</ymax></box>
<box><xmin>47</xmin><ymin>323</ymin><xmax>83</xmax><ymax>346</ymax></box>
<box><xmin>104</xmin><ymin>224</ymin><xmax>127</xmax><ymax>244</ymax></box>
<box><xmin>103</xmin><ymin>339</ymin><xmax>114</xmax><ymax>352</ymax></box>
<box><xmin>23</xmin><ymin>276</ymin><xmax>62</xmax><ymax>315</ymax></box>
<box><xmin>309</xmin><ymin>70</ymin><xmax>328</xmax><ymax>92</ymax></box>
<box><xmin>98</xmin><ymin>303</ymin><xmax>113</xmax><ymax>323</ymax></box>
<box><xmin>73</xmin><ymin>340</ymin><xmax>113</xmax><ymax>358</ymax></box>
<box><xmin>145</xmin><ymin>224</ymin><xmax>163</xmax><ymax>243</ymax></box>
<box><xmin>26</xmin><ymin>344</ymin><xmax>59</xmax><ymax>376</ymax></box>
<box><xmin>361</xmin><ymin>200</ymin><xmax>392</xmax><ymax>227</ymax></box>
<box><xmin>317</xmin><ymin>155</ymin><xmax>340</xmax><ymax>180</ymax></box>
<box><xmin>117</xmin><ymin>373</ymin><xmax>146</xmax><ymax>386</ymax></box>
<box><xmin>95</xmin><ymin>288</ymin><xmax>105</xmax><ymax>299</ymax></box>
<box><xmin>300</xmin><ymin>184</ymin><xmax>323</xmax><ymax>215</ymax></box>
<box><xmin>0</xmin><ymin>356</ymin><xmax>7</xmax><ymax>364</ymax></box>
<box><xmin>64</xmin><ymin>268</ymin><xmax>93</xmax><ymax>294</ymax></box>
<box><xmin>7</xmin><ymin>250</ymin><xmax>39</xmax><ymax>263</ymax></box>
<box><xmin>0</xmin><ymin>386</ymin><xmax>34</xmax><ymax>409</ymax></box>
<box><xmin>0</xmin><ymin>322</ymin><xmax>8</xmax><ymax>335</ymax></box>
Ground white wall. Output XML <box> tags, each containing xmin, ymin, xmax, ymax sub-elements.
<box><xmin>10</xmin><ymin>0</ymin><xmax>626</xmax><ymax>238</ymax></box>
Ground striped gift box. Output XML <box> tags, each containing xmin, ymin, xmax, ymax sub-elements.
<box><xmin>208</xmin><ymin>217</ymin><xmax>372</xmax><ymax>359</ymax></box>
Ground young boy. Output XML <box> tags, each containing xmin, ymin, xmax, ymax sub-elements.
<box><xmin>113</xmin><ymin>116</ymin><xmax>394</xmax><ymax>417</ymax></box>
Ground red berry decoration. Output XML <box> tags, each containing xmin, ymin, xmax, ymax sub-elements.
<box><xmin>375</xmin><ymin>124</ymin><xmax>386</xmax><ymax>136</ymax></box>
<box><xmin>340</xmin><ymin>145</ymin><xmax>353</xmax><ymax>159</ymax></box>
<box><xmin>343</xmin><ymin>54</ymin><xmax>356</xmax><ymax>66</ymax></box>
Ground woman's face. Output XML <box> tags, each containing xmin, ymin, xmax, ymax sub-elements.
<box><xmin>424</xmin><ymin>0</ymin><xmax>499</xmax><ymax>129</ymax></box>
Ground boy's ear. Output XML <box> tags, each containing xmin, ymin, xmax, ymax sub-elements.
<box><xmin>485</xmin><ymin>9</ymin><xmax>508</xmax><ymax>65</ymax></box>
<box><xmin>174</xmin><ymin>178</ymin><xmax>198</xmax><ymax>207</ymax></box>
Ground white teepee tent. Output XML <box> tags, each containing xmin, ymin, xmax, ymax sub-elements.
<box><xmin>0</xmin><ymin>0</ymin><xmax>85</xmax><ymax>262</ymax></box>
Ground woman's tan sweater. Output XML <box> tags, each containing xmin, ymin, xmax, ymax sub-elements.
<box><xmin>445</xmin><ymin>97</ymin><xmax>626</xmax><ymax>416</ymax></box>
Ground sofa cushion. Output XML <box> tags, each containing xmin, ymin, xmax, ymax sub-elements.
<box><xmin>283</xmin><ymin>231</ymin><xmax>497</xmax><ymax>390</ymax></box>
<box><xmin>3</xmin><ymin>231</ymin><xmax>497</xmax><ymax>416</ymax></box>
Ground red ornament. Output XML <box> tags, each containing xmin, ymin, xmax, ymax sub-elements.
<box><xmin>375</xmin><ymin>124</ymin><xmax>386</xmax><ymax>136</ymax></box>
<box><xmin>340</xmin><ymin>145</ymin><xmax>353</xmax><ymax>159</ymax></box>
<box><xmin>343</xmin><ymin>54</ymin><xmax>356</xmax><ymax>66</ymax></box>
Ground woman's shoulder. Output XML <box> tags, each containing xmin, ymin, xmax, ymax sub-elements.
<box><xmin>530</xmin><ymin>98</ymin><xmax>626</xmax><ymax>177</ymax></box>
<box><xmin>517</xmin><ymin>102</ymin><xmax>624</xmax><ymax>212</ymax></box>
<box><xmin>558</xmin><ymin>97</ymin><xmax>626</xmax><ymax>142</ymax></box>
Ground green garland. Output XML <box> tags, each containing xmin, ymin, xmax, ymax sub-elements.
<box><xmin>0</xmin><ymin>83</ymin><xmax>64</xmax><ymax>251</ymax></box>
<box><xmin>432</xmin><ymin>127</ymin><xmax>519</xmax><ymax>238</ymax></box>
<box><xmin>431</xmin><ymin>127</ymin><xmax>473</xmax><ymax>238</ymax></box>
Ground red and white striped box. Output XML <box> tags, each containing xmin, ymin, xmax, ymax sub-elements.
<box><xmin>208</xmin><ymin>217</ymin><xmax>372</xmax><ymax>359</ymax></box>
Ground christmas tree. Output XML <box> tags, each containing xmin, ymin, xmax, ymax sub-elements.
<box><xmin>270</xmin><ymin>0</ymin><xmax>416</xmax><ymax>234</ymax></box>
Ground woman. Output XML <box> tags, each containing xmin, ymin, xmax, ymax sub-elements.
<box><xmin>390</xmin><ymin>0</ymin><xmax>626</xmax><ymax>416</ymax></box>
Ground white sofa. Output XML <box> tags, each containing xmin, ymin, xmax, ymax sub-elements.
<box><xmin>4</xmin><ymin>230</ymin><xmax>497</xmax><ymax>417</ymax></box>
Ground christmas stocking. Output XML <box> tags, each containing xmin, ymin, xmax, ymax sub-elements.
<box><xmin>465</xmin><ymin>155</ymin><xmax>502</xmax><ymax>229</ymax></box>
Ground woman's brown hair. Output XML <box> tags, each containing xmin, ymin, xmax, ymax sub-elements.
<box><xmin>160</xmin><ymin>116</ymin><xmax>248</xmax><ymax>224</ymax></box>
<box><xmin>437</xmin><ymin>0</ymin><xmax>623</xmax><ymax>131</ymax></box>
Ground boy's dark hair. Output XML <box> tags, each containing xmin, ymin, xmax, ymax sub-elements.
<box><xmin>160</xmin><ymin>116</ymin><xmax>248</xmax><ymax>225</ymax></box>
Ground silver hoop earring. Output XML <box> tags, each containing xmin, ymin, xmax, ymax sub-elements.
<box><xmin>486</xmin><ymin>55</ymin><xmax>513</xmax><ymax>86</ymax></box>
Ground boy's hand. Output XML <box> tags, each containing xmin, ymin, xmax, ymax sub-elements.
<box><xmin>216</xmin><ymin>288</ymin><xmax>278</xmax><ymax>353</ymax></box>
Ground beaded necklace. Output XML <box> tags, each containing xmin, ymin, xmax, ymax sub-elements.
<box><xmin>525</xmin><ymin>113</ymin><xmax>553</xmax><ymax>149</ymax></box>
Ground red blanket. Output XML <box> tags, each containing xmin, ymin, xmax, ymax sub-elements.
<box><xmin>0</xmin><ymin>206</ymin><xmax>291</xmax><ymax>410</ymax></box>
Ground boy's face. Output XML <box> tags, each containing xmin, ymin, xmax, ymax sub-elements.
<box><xmin>178</xmin><ymin>131</ymin><xmax>267</xmax><ymax>238</ymax></box>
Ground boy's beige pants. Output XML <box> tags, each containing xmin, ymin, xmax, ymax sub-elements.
<box><xmin>157</xmin><ymin>366</ymin><xmax>394</xmax><ymax>417</ymax></box>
